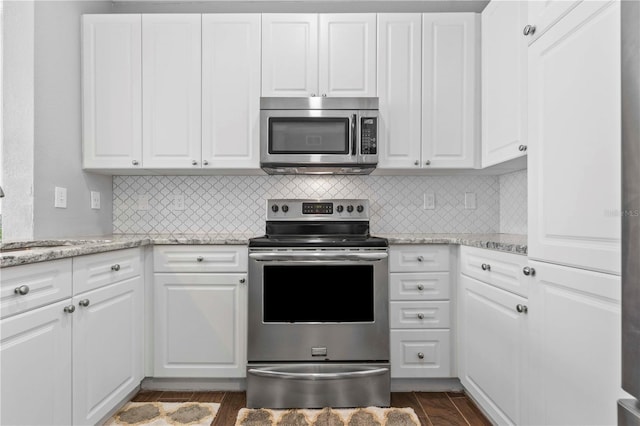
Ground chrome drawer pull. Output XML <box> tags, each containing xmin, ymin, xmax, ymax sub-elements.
<box><xmin>64</xmin><ymin>305</ymin><xmax>75</xmax><ymax>314</ymax></box>
<box><xmin>417</xmin><ymin>313</ymin><xmax>425</xmax><ymax>320</ymax></box>
<box><xmin>239</xmin><ymin>278</ymin><xmax>246</xmax><ymax>284</ymax></box>
<box><xmin>523</xmin><ymin>266</ymin><xmax>536</xmax><ymax>276</ymax></box>
<box><xmin>248</xmin><ymin>367</ymin><xmax>388</xmax><ymax>381</ymax></box>
<box><xmin>516</xmin><ymin>304</ymin><xmax>528</xmax><ymax>314</ymax></box>
<box><xmin>417</xmin><ymin>256</ymin><xmax>424</xmax><ymax>262</ymax></box>
<box><xmin>14</xmin><ymin>285</ymin><xmax>30</xmax><ymax>295</ymax></box>
<box><xmin>481</xmin><ymin>263</ymin><xmax>491</xmax><ymax>271</ymax></box>
<box><xmin>79</xmin><ymin>299</ymin><xmax>90</xmax><ymax>307</ymax></box>
<box><xmin>196</xmin><ymin>256</ymin><xmax>204</xmax><ymax>262</ymax></box>
<box><xmin>417</xmin><ymin>284</ymin><xmax>424</xmax><ymax>291</ymax></box>
<box><xmin>111</xmin><ymin>264</ymin><xmax>121</xmax><ymax>271</ymax></box>
<box><xmin>417</xmin><ymin>352</ymin><xmax>425</xmax><ymax>360</ymax></box>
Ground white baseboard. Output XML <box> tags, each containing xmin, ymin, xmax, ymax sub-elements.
<box><xmin>141</xmin><ymin>377</ymin><xmax>247</xmax><ymax>392</ymax></box>
<box><xmin>390</xmin><ymin>378</ymin><xmax>463</xmax><ymax>392</ymax></box>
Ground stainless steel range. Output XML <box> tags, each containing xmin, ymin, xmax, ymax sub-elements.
<box><xmin>247</xmin><ymin>199</ymin><xmax>390</xmax><ymax>409</ymax></box>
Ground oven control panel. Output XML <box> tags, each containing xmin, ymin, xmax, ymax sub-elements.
<box><xmin>267</xmin><ymin>199</ymin><xmax>369</xmax><ymax>221</ymax></box>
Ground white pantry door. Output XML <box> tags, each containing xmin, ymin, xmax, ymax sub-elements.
<box><xmin>142</xmin><ymin>14</ymin><xmax>202</xmax><ymax>169</ymax></box>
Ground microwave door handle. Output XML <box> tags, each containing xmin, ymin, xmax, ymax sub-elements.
<box><xmin>351</xmin><ymin>114</ymin><xmax>357</xmax><ymax>156</ymax></box>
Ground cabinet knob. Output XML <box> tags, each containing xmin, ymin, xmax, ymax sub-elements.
<box><xmin>311</xmin><ymin>93</ymin><xmax>317</xmax><ymax>97</ymax></box>
<box><xmin>516</xmin><ymin>304</ymin><xmax>528</xmax><ymax>314</ymax></box>
<box><xmin>417</xmin><ymin>313</ymin><xmax>425</xmax><ymax>320</ymax></box>
<box><xmin>111</xmin><ymin>264</ymin><xmax>121</xmax><ymax>271</ymax></box>
<box><xmin>196</xmin><ymin>256</ymin><xmax>204</xmax><ymax>262</ymax></box>
<box><xmin>417</xmin><ymin>256</ymin><xmax>424</xmax><ymax>262</ymax></box>
<box><xmin>481</xmin><ymin>263</ymin><xmax>491</xmax><ymax>271</ymax></box>
<box><xmin>425</xmin><ymin>160</ymin><xmax>431</xmax><ymax>166</ymax></box>
<box><xmin>518</xmin><ymin>145</ymin><xmax>528</xmax><ymax>152</ymax></box>
<box><xmin>322</xmin><ymin>93</ymin><xmax>327</xmax><ymax>97</ymax></box>
<box><xmin>132</xmin><ymin>160</ymin><xmax>139</xmax><ymax>166</ymax></box>
<box><xmin>239</xmin><ymin>278</ymin><xmax>246</xmax><ymax>284</ymax></box>
<box><xmin>417</xmin><ymin>284</ymin><xmax>424</xmax><ymax>291</ymax></box>
<box><xmin>79</xmin><ymin>299</ymin><xmax>90</xmax><ymax>307</ymax></box>
<box><xmin>414</xmin><ymin>160</ymin><xmax>419</xmax><ymax>166</ymax></box>
<box><xmin>14</xmin><ymin>285</ymin><xmax>30</xmax><ymax>295</ymax></box>
<box><xmin>523</xmin><ymin>24</ymin><xmax>536</xmax><ymax>36</ymax></box>
<box><xmin>192</xmin><ymin>160</ymin><xmax>198</xmax><ymax>166</ymax></box>
<box><xmin>523</xmin><ymin>266</ymin><xmax>536</xmax><ymax>276</ymax></box>
<box><xmin>64</xmin><ymin>305</ymin><xmax>76</xmax><ymax>314</ymax></box>
<box><xmin>417</xmin><ymin>352</ymin><xmax>425</xmax><ymax>360</ymax></box>
<box><xmin>203</xmin><ymin>160</ymin><xmax>209</xmax><ymax>166</ymax></box>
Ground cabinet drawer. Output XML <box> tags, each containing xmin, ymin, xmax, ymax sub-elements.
<box><xmin>460</xmin><ymin>246</ymin><xmax>529</xmax><ymax>297</ymax></box>
<box><xmin>389</xmin><ymin>272</ymin><xmax>450</xmax><ymax>300</ymax></box>
<box><xmin>154</xmin><ymin>245</ymin><xmax>247</xmax><ymax>273</ymax></box>
<box><xmin>1</xmin><ymin>259</ymin><xmax>73</xmax><ymax>319</ymax></box>
<box><xmin>390</xmin><ymin>329</ymin><xmax>451</xmax><ymax>378</ymax></box>
<box><xmin>73</xmin><ymin>248</ymin><xmax>142</xmax><ymax>295</ymax></box>
<box><xmin>390</xmin><ymin>245</ymin><xmax>450</xmax><ymax>272</ymax></box>
<box><xmin>390</xmin><ymin>301</ymin><xmax>450</xmax><ymax>329</ymax></box>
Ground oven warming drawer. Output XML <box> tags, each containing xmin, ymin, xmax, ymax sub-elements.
<box><xmin>246</xmin><ymin>363</ymin><xmax>390</xmax><ymax>409</ymax></box>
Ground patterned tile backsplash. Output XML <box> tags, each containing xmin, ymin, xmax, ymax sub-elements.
<box><xmin>499</xmin><ymin>170</ymin><xmax>528</xmax><ymax>235</ymax></box>
<box><xmin>113</xmin><ymin>173</ymin><xmax>526</xmax><ymax>235</ymax></box>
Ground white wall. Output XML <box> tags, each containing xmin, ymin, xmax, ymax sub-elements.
<box><xmin>2</xmin><ymin>1</ymin><xmax>36</xmax><ymax>241</ymax></box>
<box><xmin>1</xmin><ymin>1</ymin><xmax>115</xmax><ymax>241</ymax></box>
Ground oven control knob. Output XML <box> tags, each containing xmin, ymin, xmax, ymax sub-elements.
<box><xmin>271</xmin><ymin>204</ymin><xmax>279</xmax><ymax>213</ymax></box>
<box><xmin>336</xmin><ymin>205</ymin><xmax>344</xmax><ymax>213</ymax></box>
<box><xmin>282</xmin><ymin>205</ymin><xmax>289</xmax><ymax>213</ymax></box>
<box><xmin>357</xmin><ymin>205</ymin><xmax>364</xmax><ymax>213</ymax></box>
<box><xmin>347</xmin><ymin>205</ymin><xmax>354</xmax><ymax>213</ymax></box>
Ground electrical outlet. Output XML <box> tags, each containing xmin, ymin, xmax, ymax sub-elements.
<box><xmin>54</xmin><ymin>187</ymin><xmax>67</xmax><ymax>209</ymax></box>
<box><xmin>171</xmin><ymin>194</ymin><xmax>185</xmax><ymax>211</ymax></box>
<box><xmin>136</xmin><ymin>194</ymin><xmax>150</xmax><ymax>211</ymax></box>
<box><xmin>464</xmin><ymin>192</ymin><xmax>477</xmax><ymax>210</ymax></box>
<box><xmin>423</xmin><ymin>192</ymin><xmax>435</xmax><ymax>210</ymax></box>
<box><xmin>90</xmin><ymin>191</ymin><xmax>100</xmax><ymax>209</ymax></box>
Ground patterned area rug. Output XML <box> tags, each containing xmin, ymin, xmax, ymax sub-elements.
<box><xmin>235</xmin><ymin>406</ymin><xmax>420</xmax><ymax>426</ymax></box>
<box><xmin>104</xmin><ymin>401</ymin><xmax>220</xmax><ymax>425</ymax></box>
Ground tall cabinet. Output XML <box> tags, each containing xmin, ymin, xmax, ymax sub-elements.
<box><xmin>377</xmin><ymin>13</ymin><xmax>479</xmax><ymax>170</ymax></box>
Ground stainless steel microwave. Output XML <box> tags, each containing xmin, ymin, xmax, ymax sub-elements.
<box><xmin>260</xmin><ymin>97</ymin><xmax>379</xmax><ymax>175</ymax></box>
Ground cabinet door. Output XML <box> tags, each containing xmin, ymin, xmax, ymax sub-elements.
<box><xmin>528</xmin><ymin>260</ymin><xmax>627</xmax><ymax>425</ymax></box>
<box><xmin>154</xmin><ymin>273</ymin><xmax>247</xmax><ymax>377</ymax></box>
<box><xmin>481</xmin><ymin>1</ymin><xmax>528</xmax><ymax>167</ymax></box>
<box><xmin>319</xmin><ymin>14</ymin><xmax>377</xmax><ymax>97</ymax></box>
<box><xmin>422</xmin><ymin>13</ymin><xmax>479</xmax><ymax>168</ymax></box>
<box><xmin>202</xmin><ymin>14</ymin><xmax>260</xmax><ymax>169</ymax></box>
<box><xmin>261</xmin><ymin>14</ymin><xmax>318</xmax><ymax>97</ymax></box>
<box><xmin>527</xmin><ymin>0</ymin><xmax>581</xmax><ymax>43</ymax></box>
<box><xmin>377</xmin><ymin>14</ymin><xmax>422</xmax><ymax>169</ymax></box>
<box><xmin>82</xmin><ymin>15</ymin><xmax>142</xmax><ymax>170</ymax></box>
<box><xmin>528</xmin><ymin>1</ymin><xmax>621</xmax><ymax>274</ymax></box>
<box><xmin>458</xmin><ymin>274</ymin><xmax>528</xmax><ymax>426</ymax></box>
<box><xmin>73</xmin><ymin>277</ymin><xmax>143</xmax><ymax>426</ymax></box>
<box><xmin>142</xmin><ymin>14</ymin><xmax>201</xmax><ymax>169</ymax></box>
<box><xmin>0</xmin><ymin>300</ymin><xmax>72</xmax><ymax>426</ymax></box>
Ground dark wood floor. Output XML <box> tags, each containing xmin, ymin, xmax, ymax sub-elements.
<box><xmin>132</xmin><ymin>390</ymin><xmax>492</xmax><ymax>426</ymax></box>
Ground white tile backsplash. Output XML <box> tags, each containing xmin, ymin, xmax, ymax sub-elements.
<box><xmin>113</xmin><ymin>174</ymin><xmax>509</xmax><ymax>235</ymax></box>
<box><xmin>499</xmin><ymin>169</ymin><xmax>528</xmax><ymax>234</ymax></box>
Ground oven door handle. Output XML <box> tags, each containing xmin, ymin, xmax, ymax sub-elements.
<box><xmin>248</xmin><ymin>252</ymin><xmax>388</xmax><ymax>262</ymax></box>
<box><xmin>247</xmin><ymin>367</ymin><xmax>389</xmax><ymax>381</ymax></box>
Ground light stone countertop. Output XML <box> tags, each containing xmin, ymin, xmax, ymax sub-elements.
<box><xmin>1</xmin><ymin>232</ymin><xmax>527</xmax><ymax>268</ymax></box>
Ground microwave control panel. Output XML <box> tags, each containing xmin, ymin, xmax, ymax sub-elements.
<box><xmin>360</xmin><ymin>117</ymin><xmax>377</xmax><ymax>155</ymax></box>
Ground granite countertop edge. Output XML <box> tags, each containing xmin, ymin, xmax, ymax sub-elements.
<box><xmin>1</xmin><ymin>233</ymin><xmax>527</xmax><ymax>268</ymax></box>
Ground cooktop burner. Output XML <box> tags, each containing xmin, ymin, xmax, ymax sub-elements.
<box><xmin>249</xmin><ymin>199</ymin><xmax>388</xmax><ymax>248</ymax></box>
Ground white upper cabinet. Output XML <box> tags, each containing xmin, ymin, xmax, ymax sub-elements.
<box><xmin>82</xmin><ymin>15</ymin><xmax>142</xmax><ymax>169</ymax></box>
<box><xmin>377</xmin><ymin>14</ymin><xmax>422</xmax><ymax>169</ymax></box>
<box><xmin>142</xmin><ymin>14</ymin><xmax>202</xmax><ymax>169</ymax></box>
<box><xmin>422</xmin><ymin>13</ymin><xmax>479</xmax><ymax>169</ymax></box>
<box><xmin>261</xmin><ymin>14</ymin><xmax>318</xmax><ymax>97</ymax></box>
<box><xmin>262</xmin><ymin>13</ymin><xmax>376</xmax><ymax>97</ymax></box>
<box><xmin>319</xmin><ymin>14</ymin><xmax>377</xmax><ymax>97</ymax></box>
<box><xmin>481</xmin><ymin>1</ymin><xmax>528</xmax><ymax>167</ymax></box>
<box><xmin>528</xmin><ymin>0</ymin><xmax>621</xmax><ymax>274</ymax></box>
<box><xmin>202</xmin><ymin>14</ymin><xmax>261</xmax><ymax>169</ymax></box>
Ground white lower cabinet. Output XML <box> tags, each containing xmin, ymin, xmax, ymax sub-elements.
<box><xmin>153</xmin><ymin>246</ymin><xmax>247</xmax><ymax>378</ymax></box>
<box><xmin>459</xmin><ymin>274</ymin><xmax>528</xmax><ymax>425</ymax></box>
<box><xmin>0</xmin><ymin>249</ymin><xmax>143</xmax><ymax>426</ymax></box>
<box><xmin>528</xmin><ymin>260</ymin><xmax>626</xmax><ymax>426</ymax></box>
<box><xmin>73</xmin><ymin>276</ymin><xmax>143</xmax><ymax>425</ymax></box>
<box><xmin>0</xmin><ymin>299</ymin><xmax>73</xmax><ymax>426</ymax></box>
<box><xmin>389</xmin><ymin>245</ymin><xmax>452</xmax><ymax>378</ymax></box>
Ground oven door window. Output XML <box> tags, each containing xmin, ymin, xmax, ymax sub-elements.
<box><xmin>263</xmin><ymin>265</ymin><xmax>374</xmax><ymax>322</ymax></box>
<box><xmin>269</xmin><ymin>117</ymin><xmax>350</xmax><ymax>154</ymax></box>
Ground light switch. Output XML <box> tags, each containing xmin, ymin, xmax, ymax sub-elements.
<box><xmin>424</xmin><ymin>192</ymin><xmax>435</xmax><ymax>210</ymax></box>
<box><xmin>91</xmin><ymin>191</ymin><xmax>100</xmax><ymax>209</ymax></box>
<box><xmin>171</xmin><ymin>194</ymin><xmax>185</xmax><ymax>211</ymax></box>
<box><xmin>54</xmin><ymin>187</ymin><xmax>67</xmax><ymax>209</ymax></box>
<box><xmin>464</xmin><ymin>192</ymin><xmax>477</xmax><ymax>210</ymax></box>
<box><xmin>136</xmin><ymin>194</ymin><xmax>150</xmax><ymax>211</ymax></box>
